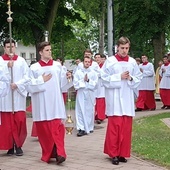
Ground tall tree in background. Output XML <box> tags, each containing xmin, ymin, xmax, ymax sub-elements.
<box><xmin>0</xmin><ymin>0</ymin><xmax>60</xmax><ymax>60</ymax></box>
<box><xmin>0</xmin><ymin>0</ymin><xmax>89</xmax><ymax>61</ymax></box>
<box><xmin>2</xmin><ymin>0</ymin><xmax>170</xmax><ymax>65</ymax></box>
<box><xmin>114</xmin><ymin>0</ymin><xmax>170</xmax><ymax>69</ymax></box>
<box><xmin>72</xmin><ymin>0</ymin><xmax>107</xmax><ymax>54</ymax></box>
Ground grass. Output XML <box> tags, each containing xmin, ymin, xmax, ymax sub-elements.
<box><xmin>66</xmin><ymin>100</ymin><xmax>75</xmax><ymax>110</ymax></box>
<box><xmin>26</xmin><ymin>96</ymin><xmax>76</xmax><ymax>110</ymax></box>
<box><xmin>132</xmin><ymin>112</ymin><xmax>170</xmax><ymax>169</ymax></box>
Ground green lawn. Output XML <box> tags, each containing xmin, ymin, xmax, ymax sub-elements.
<box><xmin>132</xmin><ymin>112</ymin><xmax>170</xmax><ymax>168</ymax></box>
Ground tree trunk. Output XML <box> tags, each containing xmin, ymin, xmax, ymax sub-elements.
<box><xmin>45</xmin><ymin>0</ymin><xmax>60</xmax><ymax>41</ymax></box>
<box><xmin>152</xmin><ymin>32</ymin><xmax>165</xmax><ymax>70</ymax></box>
<box><xmin>32</xmin><ymin>0</ymin><xmax>60</xmax><ymax>61</ymax></box>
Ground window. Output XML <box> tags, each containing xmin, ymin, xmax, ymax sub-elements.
<box><xmin>30</xmin><ymin>53</ymin><xmax>35</xmax><ymax>61</ymax></box>
<box><xmin>21</xmin><ymin>52</ymin><xmax>26</xmax><ymax>59</ymax></box>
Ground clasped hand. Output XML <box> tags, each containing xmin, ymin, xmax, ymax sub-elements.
<box><xmin>66</xmin><ymin>71</ymin><xmax>72</xmax><ymax>79</ymax></box>
<box><xmin>121</xmin><ymin>71</ymin><xmax>131</xmax><ymax>80</ymax></box>
<box><xmin>84</xmin><ymin>74</ymin><xmax>88</xmax><ymax>82</ymax></box>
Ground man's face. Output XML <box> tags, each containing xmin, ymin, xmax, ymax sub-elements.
<box><xmin>84</xmin><ymin>52</ymin><xmax>92</xmax><ymax>58</ymax></box>
<box><xmin>39</xmin><ymin>45</ymin><xmax>52</xmax><ymax>60</ymax></box>
<box><xmin>141</xmin><ymin>56</ymin><xmax>148</xmax><ymax>63</ymax></box>
<box><xmin>117</xmin><ymin>43</ymin><xmax>130</xmax><ymax>57</ymax></box>
<box><xmin>83</xmin><ymin>58</ymin><xmax>91</xmax><ymax>68</ymax></box>
<box><xmin>75</xmin><ymin>59</ymin><xmax>81</xmax><ymax>65</ymax></box>
<box><xmin>4</xmin><ymin>43</ymin><xmax>16</xmax><ymax>55</ymax></box>
<box><xmin>95</xmin><ymin>55</ymin><xmax>102</xmax><ymax>64</ymax></box>
<box><xmin>56</xmin><ymin>59</ymin><xmax>61</xmax><ymax>63</ymax></box>
<box><xmin>136</xmin><ymin>61</ymin><xmax>140</xmax><ymax>65</ymax></box>
<box><xmin>163</xmin><ymin>57</ymin><xmax>168</xmax><ymax>64</ymax></box>
<box><xmin>101</xmin><ymin>57</ymin><xmax>106</xmax><ymax>64</ymax></box>
<box><xmin>158</xmin><ymin>61</ymin><xmax>163</xmax><ymax>67</ymax></box>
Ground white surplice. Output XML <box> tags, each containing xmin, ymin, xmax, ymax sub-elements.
<box><xmin>0</xmin><ymin>59</ymin><xmax>10</xmax><ymax>125</ymax></box>
<box><xmin>159</xmin><ymin>64</ymin><xmax>170</xmax><ymax>89</ymax></box>
<box><xmin>101</xmin><ymin>56</ymin><xmax>143</xmax><ymax>117</ymax></box>
<box><xmin>73</xmin><ymin>67</ymin><xmax>98</xmax><ymax>133</ymax></box>
<box><xmin>0</xmin><ymin>59</ymin><xmax>10</xmax><ymax>97</ymax></box>
<box><xmin>0</xmin><ymin>56</ymin><xmax>29</xmax><ymax>112</ymax></box>
<box><xmin>27</xmin><ymin>61</ymin><xmax>72</xmax><ymax>121</ymax></box>
<box><xmin>95</xmin><ymin>68</ymin><xmax>105</xmax><ymax>98</ymax></box>
<box><xmin>138</xmin><ymin>62</ymin><xmax>155</xmax><ymax>90</ymax></box>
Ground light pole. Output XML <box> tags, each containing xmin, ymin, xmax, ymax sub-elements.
<box><xmin>107</xmin><ymin>0</ymin><xmax>114</xmax><ymax>56</ymax></box>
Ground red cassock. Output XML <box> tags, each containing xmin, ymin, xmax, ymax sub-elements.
<box><xmin>0</xmin><ymin>111</ymin><xmax>27</xmax><ymax>149</ymax></box>
<box><xmin>104</xmin><ymin>116</ymin><xmax>132</xmax><ymax>157</ymax></box>
<box><xmin>95</xmin><ymin>98</ymin><xmax>106</xmax><ymax>120</ymax></box>
<box><xmin>27</xmin><ymin>59</ymin><xmax>67</xmax><ymax>162</ymax></box>
<box><xmin>31</xmin><ymin>122</ymin><xmax>38</xmax><ymax>137</ymax></box>
<box><xmin>103</xmin><ymin>54</ymin><xmax>134</xmax><ymax>158</ymax></box>
<box><xmin>160</xmin><ymin>89</ymin><xmax>170</xmax><ymax>106</ymax></box>
<box><xmin>0</xmin><ymin>54</ymin><xmax>28</xmax><ymax>150</ymax></box>
<box><xmin>35</xmin><ymin>119</ymin><xmax>66</xmax><ymax>162</ymax></box>
<box><xmin>62</xmin><ymin>92</ymin><xmax>68</xmax><ymax>105</ymax></box>
<box><xmin>26</xmin><ymin>103</ymin><xmax>38</xmax><ymax>137</ymax></box>
<box><xmin>26</xmin><ymin>104</ymin><xmax>32</xmax><ymax>112</ymax></box>
<box><xmin>136</xmin><ymin>90</ymin><xmax>156</xmax><ymax>110</ymax></box>
<box><xmin>95</xmin><ymin>62</ymin><xmax>106</xmax><ymax>121</ymax></box>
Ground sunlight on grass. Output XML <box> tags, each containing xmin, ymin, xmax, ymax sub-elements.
<box><xmin>132</xmin><ymin>112</ymin><xmax>170</xmax><ymax>168</ymax></box>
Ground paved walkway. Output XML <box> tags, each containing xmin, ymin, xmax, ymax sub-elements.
<box><xmin>0</xmin><ymin>101</ymin><xmax>169</xmax><ymax>170</ymax></box>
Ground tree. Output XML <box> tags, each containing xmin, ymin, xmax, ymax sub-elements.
<box><xmin>114</xmin><ymin>0</ymin><xmax>170</xmax><ymax>69</ymax></box>
<box><xmin>72</xmin><ymin>0</ymin><xmax>108</xmax><ymax>54</ymax></box>
<box><xmin>14</xmin><ymin>0</ymin><xmax>60</xmax><ymax>60</ymax></box>
<box><xmin>0</xmin><ymin>0</ymin><xmax>89</xmax><ymax>61</ymax></box>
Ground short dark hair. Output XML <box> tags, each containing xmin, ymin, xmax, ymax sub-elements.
<box><xmin>3</xmin><ymin>38</ymin><xmax>16</xmax><ymax>47</ymax></box>
<box><xmin>83</xmin><ymin>56</ymin><xmax>91</xmax><ymax>61</ymax></box>
<box><xmin>83</xmin><ymin>49</ymin><xmax>93</xmax><ymax>55</ymax></box>
<box><xmin>94</xmin><ymin>53</ymin><xmax>101</xmax><ymax>58</ymax></box>
<box><xmin>163</xmin><ymin>55</ymin><xmax>168</xmax><ymax>59</ymax></box>
<box><xmin>135</xmin><ymin>58</ymin><xmax>141</xmax><ymax>62</ymax></box>
<box><xmin>56</xmin><ymin>57</ymin><xmax>64</xmax><ymax>65</ymax></box>
<box><xmin>38</xmin><ymin>41</ymin><xmax>51</xmax><ymax>53</ymax></box>
<box><xmin>101</xmin><ymin>54</ymin><xmax>107</xmax><ymax>59</ymax></box>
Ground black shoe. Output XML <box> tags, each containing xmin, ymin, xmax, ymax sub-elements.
<box><xmin>119</xmin><ymin>157</ymin><xmax>127</xmax><ymax>163</ymax></box>
<box><xmin>15</xmin><ymin>147</ymin><xmax>23</xmax><ymax>156</ymax></box>
<box><xmin>90</xmin><ymin>130</ymin><xmax>93</xmax><ymax>133</ymax></box>
<box><xmin>7</xmin><ymin>148</ymin><xmax>14</xmax><ymax>156</ymax></box>
<box><xmin>77</xmin><ymin>130</ymin><xmax>87</xmax><ymax>137</ymax></box>
<box><xmin>165</xmin><ymin>106</ymin><xmax>170</xmax><ymax>110</ymax></box>
<box><xmin>112</xmin><ymin>156</ymin><xmax>119</xmax><ymax>165</ymax></box>
<box><xmin>161</xmin><ymin>105</ymin><xmax>166</xmax><ymax>109</ymax></box>
<box><xmin>135</xmin><ymin>108</ymin><xmax>142</xmax><ymax>112</ymax></box>
<box><xmin>77</xmin><ymin>129</ymin><xmax>81</xmax><ymax>136</ymax></box>
<box><xmin>56</xmin><ymin>155</ymin><xmax>66</xmax><ymax>164</ymax></box>
<box><xmin>96</xmin><ymin>120</ymin><xmax>102</xmax><ymax>124</ymax></box>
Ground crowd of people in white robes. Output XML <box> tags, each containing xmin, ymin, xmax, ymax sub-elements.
<box><xmin>0</xmin><ymin>36</ymin><xmax>170</xmax><ymax>167</ymax></box>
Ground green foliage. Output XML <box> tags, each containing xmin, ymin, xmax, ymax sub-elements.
<box><xmin>114</xmin><ymin>0</ymin><xmax>170</xmax><ymax>59</ymax></box>
<box><xmin>133</xmin><ymin>112</ymin><xmax>170</xmax><ymax>168</ymax></box>
<box><xmin>51</xmin><ymin>2</ymin><xmax>88</xmax><ymax>59</ymax></box>
<box><xmin>2</xmin><ymin>0</ymin><xmax>170</xmax><ymax>63</ymax></box>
